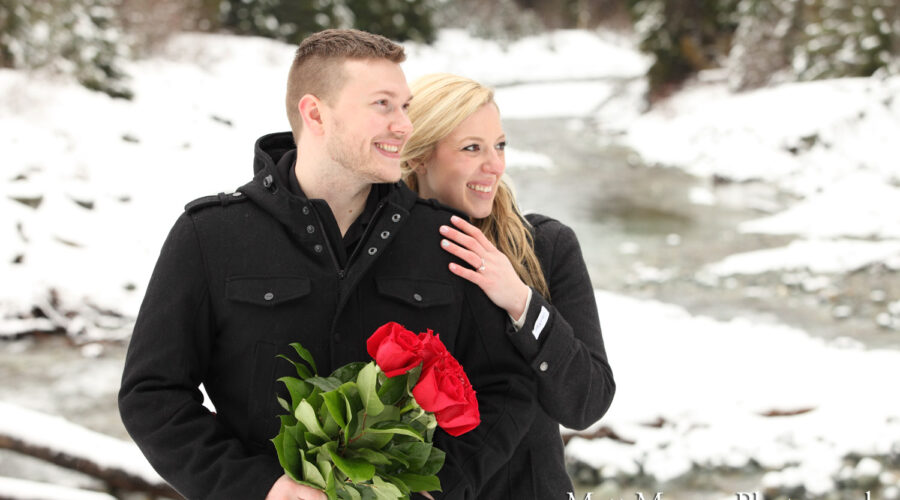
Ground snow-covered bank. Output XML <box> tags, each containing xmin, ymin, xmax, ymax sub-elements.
<box><xmin>567</xmin><ymin>291</ymin><xmax>900</xmax><ymax>495</ymax></box>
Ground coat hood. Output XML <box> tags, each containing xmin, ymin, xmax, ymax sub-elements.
<box><xmin>239</xmin><ymin>132</ymin><xmax>419</xmax><ymax>243</ymax></box>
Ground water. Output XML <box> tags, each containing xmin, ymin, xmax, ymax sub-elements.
<box><xmin>505</xmin><ymin>117</ymin><xmax>900</xmax><ymax>350</ymax></box>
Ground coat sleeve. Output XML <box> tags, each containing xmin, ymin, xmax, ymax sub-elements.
<box><xmin>118</xmin><ymin>213</ymin><xmax>284</xmax><ymax>500</ymax></box>
<box><xmin>429</xmin><ymin>282</ymin><xmax>538</xmax><ymax>499</ymax></box>
<box><xmin>505</xmin><ymin>219</ymin><xmax>616</xmax><ymax>431</ymax></box>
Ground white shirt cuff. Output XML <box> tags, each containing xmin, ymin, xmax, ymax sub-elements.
<box><xmin>510</xmin><ymin>288</ymin><xmax>533</xmax><ymax>331</ymax></box>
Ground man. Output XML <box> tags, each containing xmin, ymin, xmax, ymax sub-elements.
<box><xmin>119</xmin><ymin>29</ymin><xmax>536</xmax><ymax>499</ymax></box>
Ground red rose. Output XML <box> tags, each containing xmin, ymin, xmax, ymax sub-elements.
<box><xmin>412</xmin><ymin>352</ymin><xmax>480</xmax><ymax>436</ymax></box>
<box><xmin>417</xmin><ymin>330</ymin><xmax>449</xmax><ymax>368</ymax></box>
<box><xmin>366</xmin><ymin>322</ymin><xmax>423</xmax><ymax>377</ymax></box>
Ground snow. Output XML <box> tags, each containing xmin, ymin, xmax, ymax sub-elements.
<box><xmin>3</xmin><ymin>27</ymin><xmax>900</xmax><ymax>495</ymax></box>
<box><xmin>566</xmin><ymin>291</ymin><xmax>900</xmax><ymax>488</ymax></box>
<box><xmin>705</xmin><ymin>239</ymin><xmax>900</xmax><ymax>275</ymax></box>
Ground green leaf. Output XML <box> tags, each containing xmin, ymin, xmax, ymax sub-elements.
<box><xmin>322</xmin><ymin>391</ymin><xmax>347</xmax><ymax>429</ymax></box>
<box><xmin>308</xmin><ymin>376</ymin><xmax>343</xmax><ymax>392</ymax></box>
<box><xmin>278</xmin><ymin>376</ymin><xmax>313</xmax><ymax>412</ymax></box>
<box><xmin>304</xmin><ymin>431</ymin><xmax>327</xmax><ymax>448</ymax></box>
<box><xmin>279</xmin><ymin>413</ymin><xmax>298</xmax><ymax>428</ymax></box>
<box><xmin>357</xmin><ymin>362</ymin><xmax>384</xmax><ymax>417</ymax></box>
<box><xmin>289</xmin><ymin>342</ymin><xmax>318</xmax><ymax>375</ymax></box>
<box><xmin>330</xmin><ymin>361</ymin><xmax>367</xmax><ymax>382</ymax></box>
<box><xmin>338</xmin><ymin>382</ymin><xmax>363</xmax><ymax>436</ymax></box>
<box><xmin>381</xmin><ymin>475</ymin><xmax>411</xmax><ymax>496</ymax></box>
<box><xmin>367</xmin><ymin>421</ymin><xmax>425</xmax><ymax>441</ymax></box>
<box><xmin>300</xmin><ymin>449</ymin><xmax>327</xmax><ymax>488</ymax></box>
<box><xmin>324</xmin><ymin>466</ymin><xmax>337</xmax><ymax>500</ymax></box>
<box><xmin>321</xmin><ymin>403</ymin><xmax>341</xmax><ymax>439</ymax></box>
<box><xmin>277</xmin><ymin>396</ymin><xmax>291</xmax><ymax>413</ymax></box>
<box><xmin>328</xmin><ymin>448</ymin><xmax>375</xmax><ymax>483</ymax></box>
<box><xmin>388</xmin><ymin>442</ymin><xmax>432</xmax><ymax>471</ymax></box>
<box><xmin>338</xmin><ymin>483</ymin><xmax>362</xmax><ymax>500</ymax></box>
<box><xmin>418</xmin><ymin>446</ymin><xmax>446</xmax><ymax>476</ymax></box>
<box><xmin>277</xmin><ymin>354</ymin><xmax>313</xmax><ymax>380</ymax></box>
<box><xmin>296</xmin><ymin>400</ymin><xmax>329</xmax><ymax>440</ymax></box>
<box><xmin>347</xmin><ymin>406</ymin><xmax>398</xmax><ymax>450</ymax></box>
<box><xmin>281</xmin><ymin>426</ymin><xmax>303</xmax><ymax>481</ymax></box>
<box><xmin>379</xmin><ymin>449</ymin><xmax>411</xmax><ymax>468</ymax></box>
<box><xmin>369</xmin><ymin>476</ymin><xmax>404</xmax><ymax>500</ymax></box>
<box><xmin>405</xmin><ymin>365</ymin><xmax>422</xmax><ymax>390</ymax></box>
<box><xmin>345</xmin><ymin>447</ymin><xmax>392</xmax><ymax>465</ymax></box>
<box><xmin>394</xmin><ymin>472</ymin><xmax>441</xmax><ymax>493</ymax></box>
<box><xmin>377</xmin><ymin>373</ymin><xmax>407</xmax><ymax>406</ymax></box>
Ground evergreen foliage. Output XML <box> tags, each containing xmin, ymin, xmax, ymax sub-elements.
<box><xmin>0</xmin><ymin>0</ymin><xmax>133</xmax><ymax>99</ymax></box>
<box><xmin>218</xmin><ymin>0</ymin><xmax>437</xmax><ymax>44</ymax></box>
<box><xmin>628</xmin><ymin>0</ymin><xmax>740</xmax><ymax>96</ymax></box>
<box><xmin>630</xmin><ymin>0</ymin><xmax>900</xmax><ymax>96</ymax></box>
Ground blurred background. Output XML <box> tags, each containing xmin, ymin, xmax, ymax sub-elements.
<box><xmin>1</xmin><ymin>1</ymin><xmax>899</xmax><ymax>499</ymax></box>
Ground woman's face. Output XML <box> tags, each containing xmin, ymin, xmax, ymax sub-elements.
<box><xmin>416</xmin><ymin>103</ymin><xmax>506</xmax><ymax>219</ymax></box>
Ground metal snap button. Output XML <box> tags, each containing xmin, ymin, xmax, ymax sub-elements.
<box><xmin>306</xmin><ymin>225</ymin><xmax>315</xmax><ymax>234</ymax></box>
<box><xmin>367</xmin><ymin>247</ymin><xmax>378</xmax><ymax>256</ymax></box>
<box><xmin>539</xmin><ymin>361</ymin><xmax>549</xmax><ymax>372</ymax></box>
<box><xmin>263</xmin><ymin>292</ymin><xmax>274</xmax><ymax>301</ymax></box>
<box><xmin>232</xmin><ymin>191</ymin><xmax>242</xmax><ymax>197</ymax></box>
<box><xmin>391</xmin><ymin>214</ymin><xmax>401</xmax><ymax>222</ymax></box>
<box><xmin>313</xmin><ymin>244</ymin><xmax>323</xmax><ymax>253</ymax></box>
<box><xmin>413</xmin><ymin>293</ymin><xmax>423</xmax><ymax>302</ymax></box>
<box><xmin>263</xmin><ymin>175</ymin><xmax>273</xmax><ymax>188</ymax></box>
<box><xmin>302</xmin><ymin>206</ymin><xmax>310</xmax><ymax>215</ymax></box>
<box><xmin>380</xmin><ymin>230</ymin><xmax>390</xmax><ymax>239</ymax></box>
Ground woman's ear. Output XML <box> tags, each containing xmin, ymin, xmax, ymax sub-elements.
<box><xmin>298</xmin><ymin>94</ymin><xmax>325</xmax><ymax>136</ymax></box>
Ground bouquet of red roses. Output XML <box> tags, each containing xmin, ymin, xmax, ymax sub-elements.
<box><xmin>272</xmin><ymin>322</ymin><xmax>480</xmax><ymax>499</ymax></box>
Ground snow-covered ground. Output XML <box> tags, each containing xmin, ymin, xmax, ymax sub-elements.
<box><xmin>2</xmin><ymin>28</ymin><xmax>899</xmax><ymax>497</ymax></box>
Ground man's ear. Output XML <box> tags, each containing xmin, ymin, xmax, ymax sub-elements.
<box><xmin>298</xmin><ymin>94</ymin><xmax>325</xmax><ymax>136</ymax></box>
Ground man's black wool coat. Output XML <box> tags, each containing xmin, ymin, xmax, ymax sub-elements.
<box><xmin>118</xmin><ymin>132</ymin><xmax>537</xmax><ymax>500</ymax></box>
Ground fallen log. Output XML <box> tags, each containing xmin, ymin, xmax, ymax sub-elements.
<box><xmin>0</xmin><ymin>476</ymin><xmax>116</xmax><ymax>500</ymax></box>
<box><xmin>0</xmin><ymin>402</ymin><xmax>178</xmax><ymax>498</ymax></box>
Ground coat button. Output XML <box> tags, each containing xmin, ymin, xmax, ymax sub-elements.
<box><xmin>391</xmin><ymin>213</ymin><xmax>401</xmax><ymax>222</ymax></box>
<box><xmin>367</xmin><ymin>247</ymin><xmax>378</xmax><ymax>256</ymax></box>
<box><xmin>314</xmin><ymin>244</ymin><xmax>323</xmax><ymax>253</ymax></box>
<box><xmin>264</xmin><ymin>292</ymin><xmax>274</xmax><ymax>301</ymax></box>
<box><xmin>380</xmin><ymin>230</ymin><xmax>390</xmax><ymax>239</ymax></box>
<box><xmin>263</xmin><ymin>175</ymin><xmax>273</xmax><ymax>188</ymax></box>
<box><xmin>413</xmin><ymin>293</ymin><xmax>423</xmax><ymax>302</ymax></box>
<box><xmin>539</xmin><ymin>361</ymin><xmax>549</xmax><ymax>372</ymax></box>
<box><xmin>302</xmin><ymin>206</ymin><xmax>310</xmax><ymax>215</ymax></box>
<box><xmin>306</xmin><ymin>225</ymin><xmax>315</xmax><ymax>234</ymax></box>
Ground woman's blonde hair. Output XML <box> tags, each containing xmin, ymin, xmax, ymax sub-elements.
<box><xmin>401</xmin><ymin>73</ymin><xmax>550</xmax><ymax>299</ymax></box>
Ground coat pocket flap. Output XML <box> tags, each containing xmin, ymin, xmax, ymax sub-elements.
<box><xmin>376</xmin><ymin>277</ymin><xmax>454</xmax><ymax>308</ymax></box>
<box><xmin>226</xmin><ymin>276</ymin><xmax>311</xmax><ymax>306</ymax></box>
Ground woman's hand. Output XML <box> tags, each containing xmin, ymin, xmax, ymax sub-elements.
<box><xmin>440</xmin><ymin>215</ymin><xmax>530</xmax><ymax>320</ymax></box>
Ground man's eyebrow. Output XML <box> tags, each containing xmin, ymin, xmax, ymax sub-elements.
<box><xmin>371</xmin><ymin>90</ymin><xmax>412</xmax><ymax>101</ymax></box>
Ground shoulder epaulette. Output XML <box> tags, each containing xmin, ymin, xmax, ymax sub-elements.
<box><xmin>185</xmin><ymin>191</ymin><xmax>249</xmax><ymax>213</ymax></box>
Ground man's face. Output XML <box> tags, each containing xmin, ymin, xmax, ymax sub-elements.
<box><xmin>322</xmin><ymin>59</ymin><xmax>413</xmax><ymax>184</ymax></box>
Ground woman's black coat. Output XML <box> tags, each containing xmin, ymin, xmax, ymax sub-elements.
<box><xmin>478</xmin><ymin>213</ymin><xmax>616</xmax><ymax>498</ymax></box>
<box><xmin>118</xmin><ymin>132</ymin><xmax>537</xmax><ymax>500</ymax></box>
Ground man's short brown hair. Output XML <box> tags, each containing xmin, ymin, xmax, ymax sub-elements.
<box><xmin>285</xmin><ymin>29</ymin><xmax>406</xmax><ymax>144</ymax></box>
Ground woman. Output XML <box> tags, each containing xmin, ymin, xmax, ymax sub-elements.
<box><xmin>401</xmin><ymin>73</ymin><xmax>616</xmax><ymax>498</ymax></box>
